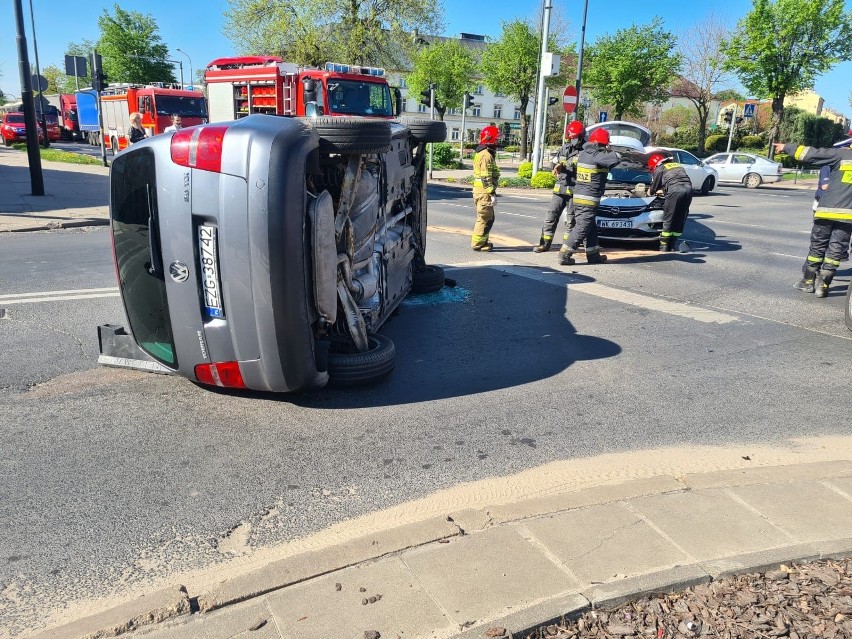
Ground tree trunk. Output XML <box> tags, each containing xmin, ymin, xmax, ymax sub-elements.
<box><xmin>519</xmin><ymin>97</ymin><xmax>530</xmax><ymax>160</ymax></box>
<box><xmin>767</xmin><ymin>95</ymin><xmax>784</xmax><ymax>160</ymax></box>
<box><xmin>696</xmin><ymin>102</ymin><xmax>708</xmax><ymax>155</ymax></box>
<box><xmin>436</xmin><ymin>107</ymin><xmax>445</xmax><ymax>121</ymax></box>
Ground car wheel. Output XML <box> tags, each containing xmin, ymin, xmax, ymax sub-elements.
<box><xmin>744</xmin><ymin>172</ymin><xmax>762</xmax><ymax>189</ymax></box>
<box><xmin>411</xmin><ymin>264</ymin><xmax>445</xmax><ymax>294</ymax></box>
<box><xmin>700</xmin><ymin>176</ymin><xmax>715</xmax><ymax>195</ymax></box>
<box><xmin>399</xmin><ymin>117</ymin><xmax>448</xmax><ymax>144</ymax></box>
<box><xmin>307</xmin><ymin>117</ymin><xmax>392</xmax><ymax>154</ymax></box>
<box><xmin>327</xmin><ymin>334</ymin><xmax>395</xmax><ymax>386</ymax></box>
<box><xmin>846</xmin><ymin>283</ymin><xmax>852</xmax><ymax>332</ymax></box>
<box><xmin>3</xmin><ymin>138</ymin><xmax>10</xmax><ymax>147</ymax></box>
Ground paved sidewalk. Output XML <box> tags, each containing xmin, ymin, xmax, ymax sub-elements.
<box><xmin>29</xmin><ymin>460</ymin><xmax>852</xmax><ymax>639</ymax></box>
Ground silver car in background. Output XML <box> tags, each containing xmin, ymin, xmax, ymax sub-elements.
<box><xmin>703</xmin><ymin>152</ymin><xmax>782</xmax><ymax>188</ymax></box>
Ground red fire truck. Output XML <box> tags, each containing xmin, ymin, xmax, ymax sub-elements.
<box><xmin>100</xmin><ymin>84</ymin><xmax>208</xmax><ymax>153</ymax></box>
<box><xmin>204</xmin><ymin>56</ymin><xmax>400</xmax><ymax>122</ymax></box>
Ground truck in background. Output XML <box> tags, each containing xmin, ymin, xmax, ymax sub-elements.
<box><xmin>75</xmin><ymin>85</ymin><xmax>208</xmax><ymax>152</ymax></box>
<box><xmin>204</xmin><ymin>57</ymin><xmax>401</xmax><ymax>122</ymax></box>
<box><xmin>100</xmin><ymin>84</ymin><xmax>207</xmax><ymax>153</ymax></box>
<box><xmin>44</xmin><ymin>94</ymin><xmax>81</xmax><ymax>140</ymax></box>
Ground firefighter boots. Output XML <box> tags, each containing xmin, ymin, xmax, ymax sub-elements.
<box><xmin>659</xmin><ymin>236</ymin><xmax>674</xmax><ymax>252</ymax></box>
<box><xmin>558</xmin><ymin>248</ymin><xmax>575</xmax><ymax>266</ymax></box>
<box><xmin>472</xmin><ymin>242</ymin><xmax>493</xmax><ymax>252</ymax></box>
<box><xmin>814</xmin><ymin>270</ymin><xmax>833</xmax><ymax>298</ymax></box>
<box><xmin>794</xmin><ymin>266</ymin><xmax>818</xmax><ymax>293</ymax></box>
<box><xmin>586</xmin><ymin>251</ymin><xmax>608</xmax><ymax>264</ymax></box>
<box><xmin>533</xmin><ymin>237</ymin><xmax>552</xmax><ymax>253</ymax></box>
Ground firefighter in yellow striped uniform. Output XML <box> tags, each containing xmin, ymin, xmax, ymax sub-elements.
<box><xmin>471</xmin><ymin>126</ymin><xmax>501</xmax><ymax>251</ymax></box>
<box><xmin>774</xmin><ymin>141</ymin><xmax>852</xmax><ymax>297</ymax></box>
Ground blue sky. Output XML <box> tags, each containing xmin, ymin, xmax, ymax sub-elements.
<box><xmin>1</xmin><ymin>0</ymin><xmax>850</xmax><ymax>119</ymax></box>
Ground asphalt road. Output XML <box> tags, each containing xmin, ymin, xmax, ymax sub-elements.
<box><xmin>1</xmin><ymin>183</ymin><xmax>850</xmax><ymax>637</ymax></box>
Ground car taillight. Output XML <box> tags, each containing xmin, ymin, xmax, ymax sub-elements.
<box><xmin>170</xmin><ymin>125</ymin><xmax>229</xmax><ymax>173</ymax></box>
<box><xmin>194</xmin><ymin>361</ymin><xmax>247</xmax><ymax>388</ymax></box>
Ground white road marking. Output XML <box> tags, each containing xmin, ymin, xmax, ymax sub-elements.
<box><xmin>770</xmin><ymin>252</ymin><xmax>802</xmax><ymax>259</ymax></box>
<box><xmin>441</xmin><ymin>202</ymin><xmax>539</xmax><ymax>219</ymax></box>
<box><xmin>446</xmin><ymin>261</ymin><xmax>738</xmax><ymax>324</ymax></box>
<box><xmin>709</xmin><ymin>219</ymin><xmax>810</xmax><ymax>234</ymax></box>
<box><xmin>0</xmin><ymin>288</ymin><xmax>120</xmax><ymax>305</ymax></box>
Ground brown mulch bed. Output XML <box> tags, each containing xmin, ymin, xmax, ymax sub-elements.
<box><xmin>508</xmin><ymin>558</ymin><xmax>852</xmax><ymax>639</ymax></box>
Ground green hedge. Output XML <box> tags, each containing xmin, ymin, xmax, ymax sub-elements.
<box><xmin>739</xmin><ymin>135</ymin><xmax>764</xmax><ymax>150</ymax></box>
<box><xmin>530</xmin><ymin>171</ymin><xmax>556</xmax><ymax>189</ymax></box>
<box><xmin>503</xmin><ymin>145</ymin><xmax>520</xmax><ymax>153</ymax></box>
<box><xmin>517</xmin><ymin>161</ymin><xmax>533</xmax><ymax>178</ymax></box>
<box><xmin>705</xmin><ymin>134</ymin><xmax>729</xmax><ymax>153</ymax></box>
<box><xmin>499</xmin><ymin>177</ymin><xmax>531</xmax><ymax>188</ymax></box>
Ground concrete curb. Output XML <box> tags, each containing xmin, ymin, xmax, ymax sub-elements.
<box><xmin>24</xmin><ymin>462</ymin><xmax>852</xmax><ymax>639</ymax></box>
<box><xmin>1</xmin><ymin>218</ymin><xmax>110</xmax><ymax>233</ymax></box>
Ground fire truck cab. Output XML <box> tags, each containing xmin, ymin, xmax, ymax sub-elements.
<box><xmin>101</xmin><ymin>84</ymin><xmax>208</xmax><ymax>153</ymax></box>
<box><xmin>204</xmin><ymin>56</ymin><xmax>401</xmax><ymax>123</ymax></box>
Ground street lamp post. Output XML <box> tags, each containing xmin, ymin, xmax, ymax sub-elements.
<box><xmin>28</xmin><ymin>0</ymin><xmax>48</xmax><ymax>147</ymax></box>
<box><xmin>531</xmin><ymin>0</ymin><xmax>553</xmax><ymax>176</ymax></box>
<box><xmin>175</xmin><ymin>49</ymin><xmax>192</xmax><ymax>89</ymax></box>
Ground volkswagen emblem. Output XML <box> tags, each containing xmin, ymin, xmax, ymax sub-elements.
<box><xmin>169</xmin><ymin>261</ymin><xmax>190</xmax><ymax>283</ymax></box>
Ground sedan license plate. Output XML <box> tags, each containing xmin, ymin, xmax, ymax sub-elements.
<box><xmin>597</xmin><ymin>219</ymin><xmax>633</xmax><ymax>229</ymax></box>
<box><xmin>198</xmin><ymin>225</ymin><xmax>224</xmax><ymax>318</ymax></box>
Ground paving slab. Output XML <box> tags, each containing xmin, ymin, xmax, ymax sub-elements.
<box><xmin>403</xmin><ymin>526</ymin><xmax>577</xmax><ymax>625</ymax></box>
<box><xmin>681</xmin><ymin>460</ymin><xmax>852</xmax><ymax>489</ymax></box>
<box><xmin>519</xmin><ymin>502</ymin><xmax>691</xmax><ymax>585</ymax></box>
<box><xmin>264</xmin><ymin>557</ymin><xmax>451</xmax><ymax>639</ymax></box>
<box><xmin>628</xmin><ymin>488</ymin><xmax>793</xmax><ymax>560</ymax></box>
<box><xmin>135</xmin><ymin>599</ymin><xmax>280</xmax><ymax>639</ymax></box>
<box><xmin>730</xmin><ymin>480</ymin><xmax>852</xmax><ymax>541</ymax></box>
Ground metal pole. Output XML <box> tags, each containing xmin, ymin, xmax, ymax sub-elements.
<box><xmin>176</xmin><ymin>49</ymin><xmax>192</xmax><ymax>89</ymax></box>
<box><xmin>92</xmin><ymin>52</ymin><xmax>108</xmax><ymax>167</ymax></box>
<box><xmin>573</xmin><ymin>0</ymin><xmax>590</xmax><ymax>122</ymax></box>
<box><xmin>726</xmin><ymin>104</ymin><xmax>737</xmax><ymax>152</ymax></box>
<box><xmin>531</xmin><ymin>0</ymin><xmax>552</xmax><ymax>176</ymax></box>
<box><xmin>428</xmin><ymin>84</ymin><xmax>434</xmax><ymax>179</ymax></box>
<box><xmin>13</xmin><ymin>0</ymin><xmax>43</xmax><ymax>194</ymax></box>
<box><xmin>460</xmin><ymin>92</ymin><xmax>467</xmax><ymax>165</ymax></box>
<box><xmin>28</xmin><ymin>0</ymin><xmax>48</xmax><ymax>147</ymax></box>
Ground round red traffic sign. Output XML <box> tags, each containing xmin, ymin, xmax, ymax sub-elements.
<box><xmin>562</xmin><ymin>86</ymin><xmax>578</xmax><ymax>114</ymax></box>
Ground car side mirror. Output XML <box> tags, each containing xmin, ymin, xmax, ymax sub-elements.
<box><xmin>305</xmin><ymin>102</ymin><xmax>323</xmax><ymax>118</ymax></box>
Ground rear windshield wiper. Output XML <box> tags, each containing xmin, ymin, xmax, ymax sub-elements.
<box><xmin>146</xmin><ymin>184</ymin><xmax>165</xmax><ymax>279</ymax></box>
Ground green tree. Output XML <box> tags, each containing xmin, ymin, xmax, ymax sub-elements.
<box><xmin>585</xmin><ymin>18</ymin><xmax>681</xmax><ymax>120</ymax></box>
<box><xmin>97</xmin><ymin>5</ymin><xmax>175</xmax><ymax>85</ymax></box>
<box><xmin>63</xmin><ymin>40</ymin><xmax>96</xmax><ymax>89</ymax></box>
<box><xmin>223</xmin><ymin>0</ymin><xmax>443</xmax><ymax>70</ymax></box>
<box><xmin>406</xmin><ymin>39</ymin><xmax>476</xmax><ymax>121</ymax></box>
<box><xmin>671</xmin><ymin>13</ymin><xmax>732</xmax><ymax>154</ymax></box>
<box><xmin>481</xmin><ymin>20</ymin><xmax>540</xmax><ymax>160</ymax></box>
<box><xmin>723</xmin><ymin>0</ymin><xmax>852</xmax><ymax>156</ymax></box>
<box><xmin>714</xmin><ymin>88</ymin><xmax>746</xmax><ymax>102</ymax></box>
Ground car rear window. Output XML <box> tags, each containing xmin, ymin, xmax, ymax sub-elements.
<box><xmin>110</xmin><ymin>148</ymin><xmax>178</xmax><ymax>367</ymax></box>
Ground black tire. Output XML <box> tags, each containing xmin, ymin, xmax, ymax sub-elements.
<box><xmin>845</xmin><ymin>282</ymin><xmax>852</xmax><ymax>332</ymax></box>
<box><xmin>744</xmin><ymin>172</ymin><xmax>762</xmax><ymax>189</ymax></box>
<box><xmin>411</xmin><ymin>264</ymin><xmax>445</xmax><ymax>294</ymax></box>
<box><xmin>327</xmin><ymin>334</ymin><xmax>395</xmax><ymax>386</ymax></box>
<box><xmin>400</xmin><ymin>117</ymin><xmax>447</xmax><ymax>144</ymax></box>
<box><xmin>3</xmin><ymin>138</ymin><xmax>10</xmax><ymax>147</ymax></box>
<box><xmin>700</xmin><ymin>176</ymin><xmax>715</xmax><ymax>195</ymax></box>
<box><xmin>307</xmin><ymin>116</ymin><xmax>391</xmax><ymax>154</ymax></box>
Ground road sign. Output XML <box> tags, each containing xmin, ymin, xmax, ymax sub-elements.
<box><xmin>599</xmin><ymin>111</ymin><xmax>608</xmax><ymax>123</ymax></box>
<box><xmin>562</xmin><ymin>86</ymin><xmax>578</xmax><ymax>114</ymax></box>
<box><xmin>31</xmin><ymin>74</ymin><xmax>48</xmax><ymax>92</ymax></box>
<box><xmin>743</xmin><ymin>103</ymin><xmax>756</xmax><ymax>118</ymax></box>
<box><xmin>65</xmin><ymin>55</ymin><xmax>88</xmax><ymax>78</ymax></box>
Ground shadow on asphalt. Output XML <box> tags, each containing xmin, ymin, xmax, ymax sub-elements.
<box><xmin>1</xmin><ymin>162</ymin><xmax>109</xmax><ymax>212</ymax></box>
<box><xmin>286</xmin><ymin>265</ymin><xmax>621</xmax><ymax>408</ymax></box>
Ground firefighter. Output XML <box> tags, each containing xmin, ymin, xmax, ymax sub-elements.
<box><xmin>533</xmin><ymin>120</ymin><xmax>586</xmax><ymax>253</ymax></box>
<box><xmin>774</xmin><ymin>140</ymin><xmax>852</xmax><ymax>297</ymax></box>
<box><xmin>647</xmin><ymin>152</ymin><xmax>693</xmax><ymax>252</ymax></box>
<box><xmin>557</xmin><ymin>127</ymin><xmax>622</xmax><ymax>265</ymax></box>
<box><xmin>471</xmin><ymin>125</ymin><xmax>500</xmax><ymax>251</ymax></box>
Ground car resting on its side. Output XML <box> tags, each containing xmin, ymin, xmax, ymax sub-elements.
<box><xmin>101</xmin><ymin>114</ymin><xmax>447</xmax><ymax>392</ymax></box>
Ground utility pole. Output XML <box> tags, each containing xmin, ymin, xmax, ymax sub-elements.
<box><xmin>531</xmin><ymin>0</ymin><xmax>553</xmax><ymax>176</ymax></box>
<box><xmin>28</xmin><ymin>0</ymin><xmax>48</xmax><ymax>147</ymax></box>
<box><xmin>726</xmin><ymin>104</ymin><xmax>738</xmax><ymax>153</ymax></box>
<box><xmin>573</xmin><ymin>0</ymin><xmax>590</xmax><ymax>123</ymax></box>
<box><xmin>13</xmin><ymin>0</ymin><xmax>43</xmax><ymax>195</ymax></box>
<box><xmin>428</xmin><ymin>83</ymin><xmax>435</xmax><ymax>179</ymax></box>
<box><xmin>459</xmin><ymin>92</ymin><xmax>469</xmax><ymax>166</ymax></box>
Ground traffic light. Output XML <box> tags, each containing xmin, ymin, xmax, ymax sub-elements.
<box><xmin>92</xmin><ymin>70</ymin><xmax>108</xmax><ymax>92</ymax></box>
<box><xmin>547</xmin><ymin>96</ymin><xmax>559</xmax><ymax>106</ymax></box>
<box><xmin>722</xmin><ymin>109</ymin><xmax>733</xmax><ymax>124</ymax></box>
<box><xmin>463</xmin><ymin>92</ymin><xmax>474</xmax><ymax>110</ymax></box>
<box><xmin>735</xmin><ymin>116</ymin><xmax>744</xmax><ymax>125</ymax></box>
<box><xmin>419</xmin><ymin>89</ymin><xmax>432</xmax><ymax>108</ymax></box>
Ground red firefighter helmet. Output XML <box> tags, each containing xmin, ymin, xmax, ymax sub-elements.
<box><xmin>587</xmin><ymin>127</ymin><xmax>610</xmax><ymax>145</ymax></box>
<box><xmin>647</xmin><ymin>153</ymin><xmax>671</xmax><ymax>171</ymax></box>
<box><xmin>479</xmin><ymin>125</ymin><xmax>499</xmax><ymax>145</ymax></box>
<box><xmin>565</xmin><ymin>120</ymin><xmax>585</xmax><ymax>140</ymax></box>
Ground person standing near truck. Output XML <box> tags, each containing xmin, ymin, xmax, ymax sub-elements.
<box><xmin>775</xmin><ymin>140</ymin><xmax>852</xmax><ymax>297</ymax></box>
<box><xmin>471</xmin><ymin>126</ymin><xmax>500</xmax><ymax>251</ymax></box>
<box><xmin>534</xmin><ymin>121</ymin><xmax>586</xmax><ymax>253</ymax></box>
<box><xmin>128</xmin><ymin>112</ymin><xmax>146</xmax><ymax>144</ymax></box>
<box><xmin>163</xmin><ymin>114</ymin><xmax>182</xmax><ymax>133</ymax></box>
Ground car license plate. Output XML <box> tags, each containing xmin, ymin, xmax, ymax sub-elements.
<box><xmin>597</xmin><ymin>219</ymin><xmax>632</xmax><ymax>229</ymax></box>
<box><xmin>198</xmin><ymin>225</ymin><xmax>224</xmax><ymax>318</ymax></box>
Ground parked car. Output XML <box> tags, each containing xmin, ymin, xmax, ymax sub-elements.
<box><xmin>102</xmin><ymin>114</ymin><xmax>447</xmax><ymax>392</ymax></box>
<box><xmin>43</xmin><ymin>113</ymin><xmax>61</xmax><ymax>141</ymax></box>
<box><xmin>644</xmin><ymin>146</ymin><xmax>717</xmax><ymax>195</ymax></box>
<box><xmin>703</xmin><ymin>152</ymin><xmax>782</xmax><ymax>188</ymax></box>
<box><xmin>1</xmin><ymin>112</ymin><xmax>44</xmax><ymax>146</ymax></box>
